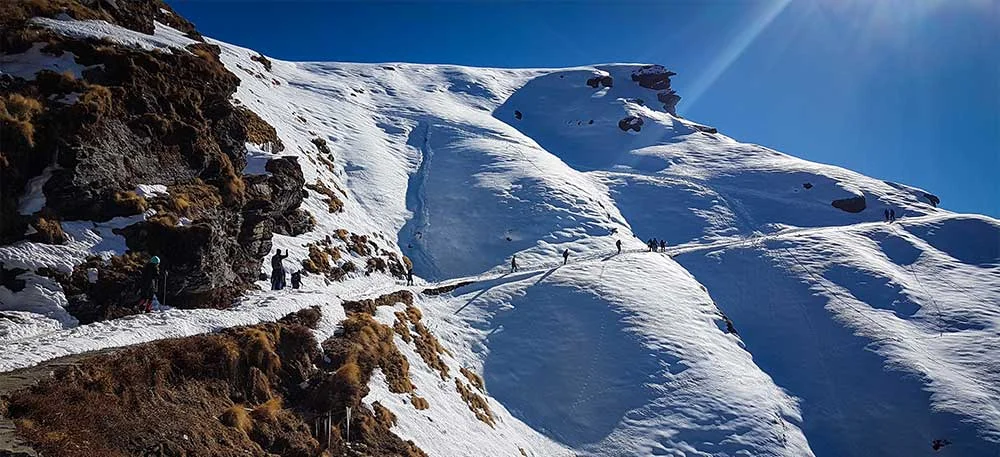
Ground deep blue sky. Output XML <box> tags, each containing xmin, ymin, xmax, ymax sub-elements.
<box><xmin>170</xmin><ymin>0</ymin><xmax>999</xmax><ymax>216</ymax></box>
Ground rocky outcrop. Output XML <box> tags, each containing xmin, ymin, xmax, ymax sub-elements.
<box><xmin>586</xmin><ymin>75</ymin><xmax>613</xmax><ymax>88</ymax></box>
<box><xmin>0</xmin><ymin>1</ymin><xmax>307</xmax><ymax>314</ymax></box>
<box><xmin>831</xmin><ymin>195</ymin><xmax>867</xmax><ymax>213</ymax></box>
<box><xmin>923</xmin><ymin>193</ymin><xmax>941</xmax><ymax>207</ymax></box>
<box><xmin>657</xmin><ymin>89</ymin><xmax>681</xmax><ymax>116</ymax></box>
<box><xmin>618</xmin><ymin>115</ymin><xmax>644</xmax><ymax>132</ymax></box>
<box><xmin>631</xmin><ymin>65</ymin><xmax>676</xmax><ymax>91</ymax></box>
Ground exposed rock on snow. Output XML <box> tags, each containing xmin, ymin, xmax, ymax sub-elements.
<box><xmin>630</xmin><ymin>64</ymin><xmax>676</xmax><ymax>90</ymax></box>
<box><xmin>832</xmin><ymin>195</ymin><xmax>867</xmax><ymax>213</ymax></box>
<box><xmin>618</xmin><ymin>115</ymin><xmax>644</xmax><ymax>132</ymax></box>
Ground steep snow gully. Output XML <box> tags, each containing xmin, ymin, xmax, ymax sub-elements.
<box><xmin>2</xmin><ymin>25</ymin><xmax>999</xmax><ymax>457</ymax></box>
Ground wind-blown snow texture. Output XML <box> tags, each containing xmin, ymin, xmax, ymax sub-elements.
<box><xmin>1</xmin><ymin>21</ymin><xmax>998</xmax><ymax>456</ymax></box>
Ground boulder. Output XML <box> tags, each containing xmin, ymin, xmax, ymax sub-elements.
<box><xmin>803</xmin><ymin>183</ymin><xmax>813</xmax><ymax>189</ymax></box>
<box><xmin>514</xmin><ymin>110</ymin><xmax>522</xmax><ymax>120</ymax></box>
<box><xmin>831</xmin><ymin>195</ymin><xmax>867</xmax><ymax>213</ymax></box>
<box><xmin>587</xmin><ymin>75</ymin><xmax>613</xmax><ymax>88</ymax></box>
<box><xmin>618</xmin><ymin>116</ymin><xmax>644</xmax><ymax>132</ymax></box>
<box><xmin>631</xmin><ymin>65</ymin><xmax>676</xmax><ymax>90</ymax></box>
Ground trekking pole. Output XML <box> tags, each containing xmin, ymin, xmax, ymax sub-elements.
<box><xmin>162</xmin><ymin>270</ymin><xmax>168</xmax><ymax>308</ymax></box>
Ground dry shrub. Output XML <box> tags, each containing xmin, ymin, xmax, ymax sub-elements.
<box><xmin>156</xmin><ymin>181</ymin><xmax>222</xmax><ymax>220</ymax></box>
<box><xmin>460</xmin><ymin>367</ymin><xmax>485</xmax><ymax>393</ymax></box>
<box><xmin>455</xmin><ymin>378</ymin><xmax>495</xmax><ymax>427</ymax></box>
<box><xmin>0</xmin><ymin>93</ymin><xmax>44</xmax><ymax>146</ymax></box>
<box><xmin>220</xmin><ymin>405</ymin><xmax>252</xmax><ymax>433</ymax></box>
<box><xmin>113</xmin><ymin>190</ymin><xmax>148</xmax><ymax>214</ymax></box>
<box><xmin>28</xmin><ymin>216</ymin><xmax>67</xmax><ymax>244</ymax></box>
<box><xmin>365</xmin><ymin>257</ymin><xmax>388</xmax><ymax>275</ymax></box>
<box><xmin>279</xmin><ymin>306</ymin><xmax>322</xmax><ymax>329</ymax></box>
<box><xmin>410</xmin><ymin>395</ymin><xmax>429</xmax><ymax>410</ymax></box>
<box><xmin>78</xmin><ymin>84</ymin><xmax>112</xmax><ymax>118</ymax></box>
<box><xmin>236</xmin><ymin>106</ymin><xmax>283</xmax><ymax>151</ymax></box>
<box><xmin>324</xmin><ymin>312</ymin><xmax>414</xmax><ymax>395</ymax></box>
<box><xmin>250</xmin><ymin>397</ymin><xmax>282</xmax><ymax>423</ymax></box>
<box><xmin>349</xmin><ymin>233</ymin><xmax>371</xmax><ymax>256</ymax></box>
<box><xmin>305</xmin><ymin>179</ymin><xmax>344</xmax><ymax>213</ymax></box>
<box><xmin>334</xmin><ymin>228</ymin><xmax>350</xmax><ymax>242</ymax></box>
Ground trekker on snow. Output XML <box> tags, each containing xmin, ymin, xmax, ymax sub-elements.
<box><xmin>270</xmin><ymin>249</ymin><xmax>288</xmax><ymax>290</ymax></box>
<box><xmin>884</xmin><ymin>209</ymin><xmax>890</xmax><ymax>223</ymax></box>
<box><xmin>138</xmin><ymin>256</ymin><xmax>160</xmax><ymax>313</ymax></box>
<box><xmin>890</xmin><ymin>209</ymin><xmax>896</xmax><ymax>222</ymax></box>
<box><xmin>659</xmin><ymin>240</ymin><xmax>666</xmax><ymax>252</ymax></box>
<box><xmin>562</xmin><ymin>249</ymin><xmax>570</xmax><ymax>265</ymax></box>
<box><xmin>616</xmin><ymin>239</ymin><xmax>622</xmax><ymax>255</ymax></box>
<box><xmin>406</xmin><ymin>268</ymin><xmax>414</xmax><ymax>286</ymax></box>
<box><xmin>511</xmin><ymin>255</ymin><xmax>519</xmax><ymax>273</ymax></box>
<box><xmin>290</xmin><ymin>271</ymin><xmax>302</xmax><ymax>289</ymax></box>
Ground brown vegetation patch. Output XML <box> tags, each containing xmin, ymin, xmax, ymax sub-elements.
<box><xmin>112</xmin><ymin>190</ymin><xmax>148</xmax><ymax>215</ymax></box>
<box><xmin>310</xmin><ymin>137</ymin><xmax>332</xmax><ymax>155</ymax></box>
<box><xmin>392</xmin><ymin>303</ymin><xmax>450</xmax><ymax>380</ymax></box>
<box><xmin>322</xmin><ymin>312</ymin><xmax>414</xmax><ymax>397</ymax></box>
<box><xmin>342</xmin><ymin>290</ymin><xmax>414</xmax><ymax>316</ymax></box>
<box><xmin>236</xmin><ymin>106</ymin><xmax>283</xmax><ymax>152</ymax></box>
<box><xmin>305</xmin><ymin>179</ymin><xmax>344</xmax><ymax>213</ymax></box>
<box><xmin>460</xmin><ymin>367</ymin><xmax>485</xmax><ymax>393</ymax></box>
<box><xmin>26</xmin><ymin>216</ymin><xmax>67</xmax><ymax>245</ymax></box>
<box><xmin>279</xmin><ymin>306</ymin><xmax>322</xmax><ymax>329</ymax></box>
<box><xmin>410</xmin><ymin>395</ymin><xmax>429</xmax><ymax>411</ymax></box>
<box><xmin>0</xmin><ymin>93</ymin><xmax>43</xmax><ymax>147</ymax></box>
<box><xmin>455</xmin><ymin>378</ymin><xmax>495</xmax><ymax>427</ymax></box>
<box><xmin>4</xmin><ymin>321</ymin><xmax>322</xmax><ymax>457</ymax></box>
<box><xmin>372</xmin><ymin>401</ymin><xmax>397</xmax><ymax>428</ymax></box>
<box><xmin>393</xmin><ymin>311</ymin><xmax>413</xmax><ymax>343</ymax></box>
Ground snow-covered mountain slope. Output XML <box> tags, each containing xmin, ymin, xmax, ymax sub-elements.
<box><xmin>2</xmin><ymin>16</ymin><xmax>998</xmax><ymax>456</ymax></box>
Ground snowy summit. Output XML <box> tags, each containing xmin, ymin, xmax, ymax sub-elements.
<box><xmin>0</xmin><ymin>2</ymin><xmax>997</xmax><ymax>457</ymax></box>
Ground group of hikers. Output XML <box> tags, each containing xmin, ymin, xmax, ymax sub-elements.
<box><xmin>884</xmin><ymin>208</ymin><xmax>898</xmax><ymax>223</ymax></box>
<box><xmin>647</xmin><ymin>238</ymin><xmax>667</xmax><ymax>252</ymax></box>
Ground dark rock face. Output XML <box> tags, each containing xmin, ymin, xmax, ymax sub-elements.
<box><xmin>618</xmin><ymin>116</ymin><xmax>644</xmax><ymax>132</ymax></box>
<box><xmin>586</xmin><ymin>75</ymin><xmax>613</xmax><ymax>88</ymax></box>
<box><xmin>803</xmin><ymin>183</ymin><xmax>813</xmax><ymax>189</ymax></box>
<box><xmin>514</xmin><ymin>110</ymin><xmax>522</xmax><ymax>120</ymax></box>
<box><xmin>631</xmin><ymin>65</ymin><xmax>676</xmax><ymax>91</ymax></box>
<box><xmin>0</xmin><ymin>1</ymin><xmax>306</xmax><ymax>314</ymax></box>
<box><xmin>657</xmin><ymin>90</ymin><xmax>681</xmax><ymax>116</ymax></box>
<box><xmin>690</xmin><ymin>123</ymin><xmax>718</xmax><ymax>134</ymax></box>
<box><xmin>832</xmin><ymin>195</ymin><xmax>867</xmax><ymax>213</ymax></box>
<box><xmin>923</xmin><ymin>193</ymin><xmax>941</xmax><ymax>207</ymax></box>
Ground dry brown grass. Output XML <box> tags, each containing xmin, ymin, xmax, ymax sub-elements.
<box><xmin>349</xmin><ymin>233</ymin><xmax>372</xmax><ymax>256</ymax></box>
<box><xmin>393</xmin><ymin>311</ymin><xmax>413</xmax><ymax>343</ymax></box>
<box><xmin>305</xmin><ymin>179</ymin><xmax>344</xmax><ymax>213</ymax></box>
<box><xmin>250</xmin><ymin>397</ymin><xmax>283</xmax><ymax>423</ymax></box>
<box><xmin>325</xmin><ymin>312</ymin><xmax>414</xmax><ymax>395</ymax></box>
<box><xmin>455</xmin><ymin>379</ymin><xmax>495</xmax><ymax>427</ymax></box>
<box><xmin>28</xmin><ymin>216</ymin><xmax>67</xmax><ymax>244</ymax></box>
<box><xmin>236</xmin><ymin>106</ymin><xmax>283</xmax><ymax>151</ymax></box>
<box><xmin>5</xmin><ymin>320</ymin><xmax>323</xmax><ymax>457</ymax></box>
<box><xmin>460</xmin><ymin>367</ymin><xmax>485</xmax><ymax>393</ymax></box>
<box><xmin>150</xmin><ymin>181</ymin><xmax>222</xmax><ymax>221</ymax></box>
<box><xmin>394</xmin><ymin>304</ymin><xmax>450</xmax><ymax>380</ymax></box>
<box><xmin>78</xmin><ymin>84</ymin><xmax>112</xmax><ymax>118</ymax></box>
<box><xmin>250</xmin><ymin>53</ymin><xmax>272</xmax><ymax>71</ymax></box>
<box><xmin>278</xmin><ymin>306</ymin><xmax>322</xmax><ymax>329</ymax></box>
<box><xmin>0</xmin><ymin>93</ymin><xmax>44</xmax><ymax>147</ymax></box>
<box><xmin>373</xmin><ymin>401</ymin><xmax>397</xmax><ymax>428</ymax></box>
<box><xmin>220</xmin><ymin>405</ymin><xmax>252</xmax><ymax>433</ymax></box>
<box><xmin>112</xmin><ymin>190</ymin><xmax>148</xmax><ymax>214</ymax></box>
<box><xmin>410</xmin><ymin>395</ymin><xmax>430</xmax><ymax>410</ymax></box>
